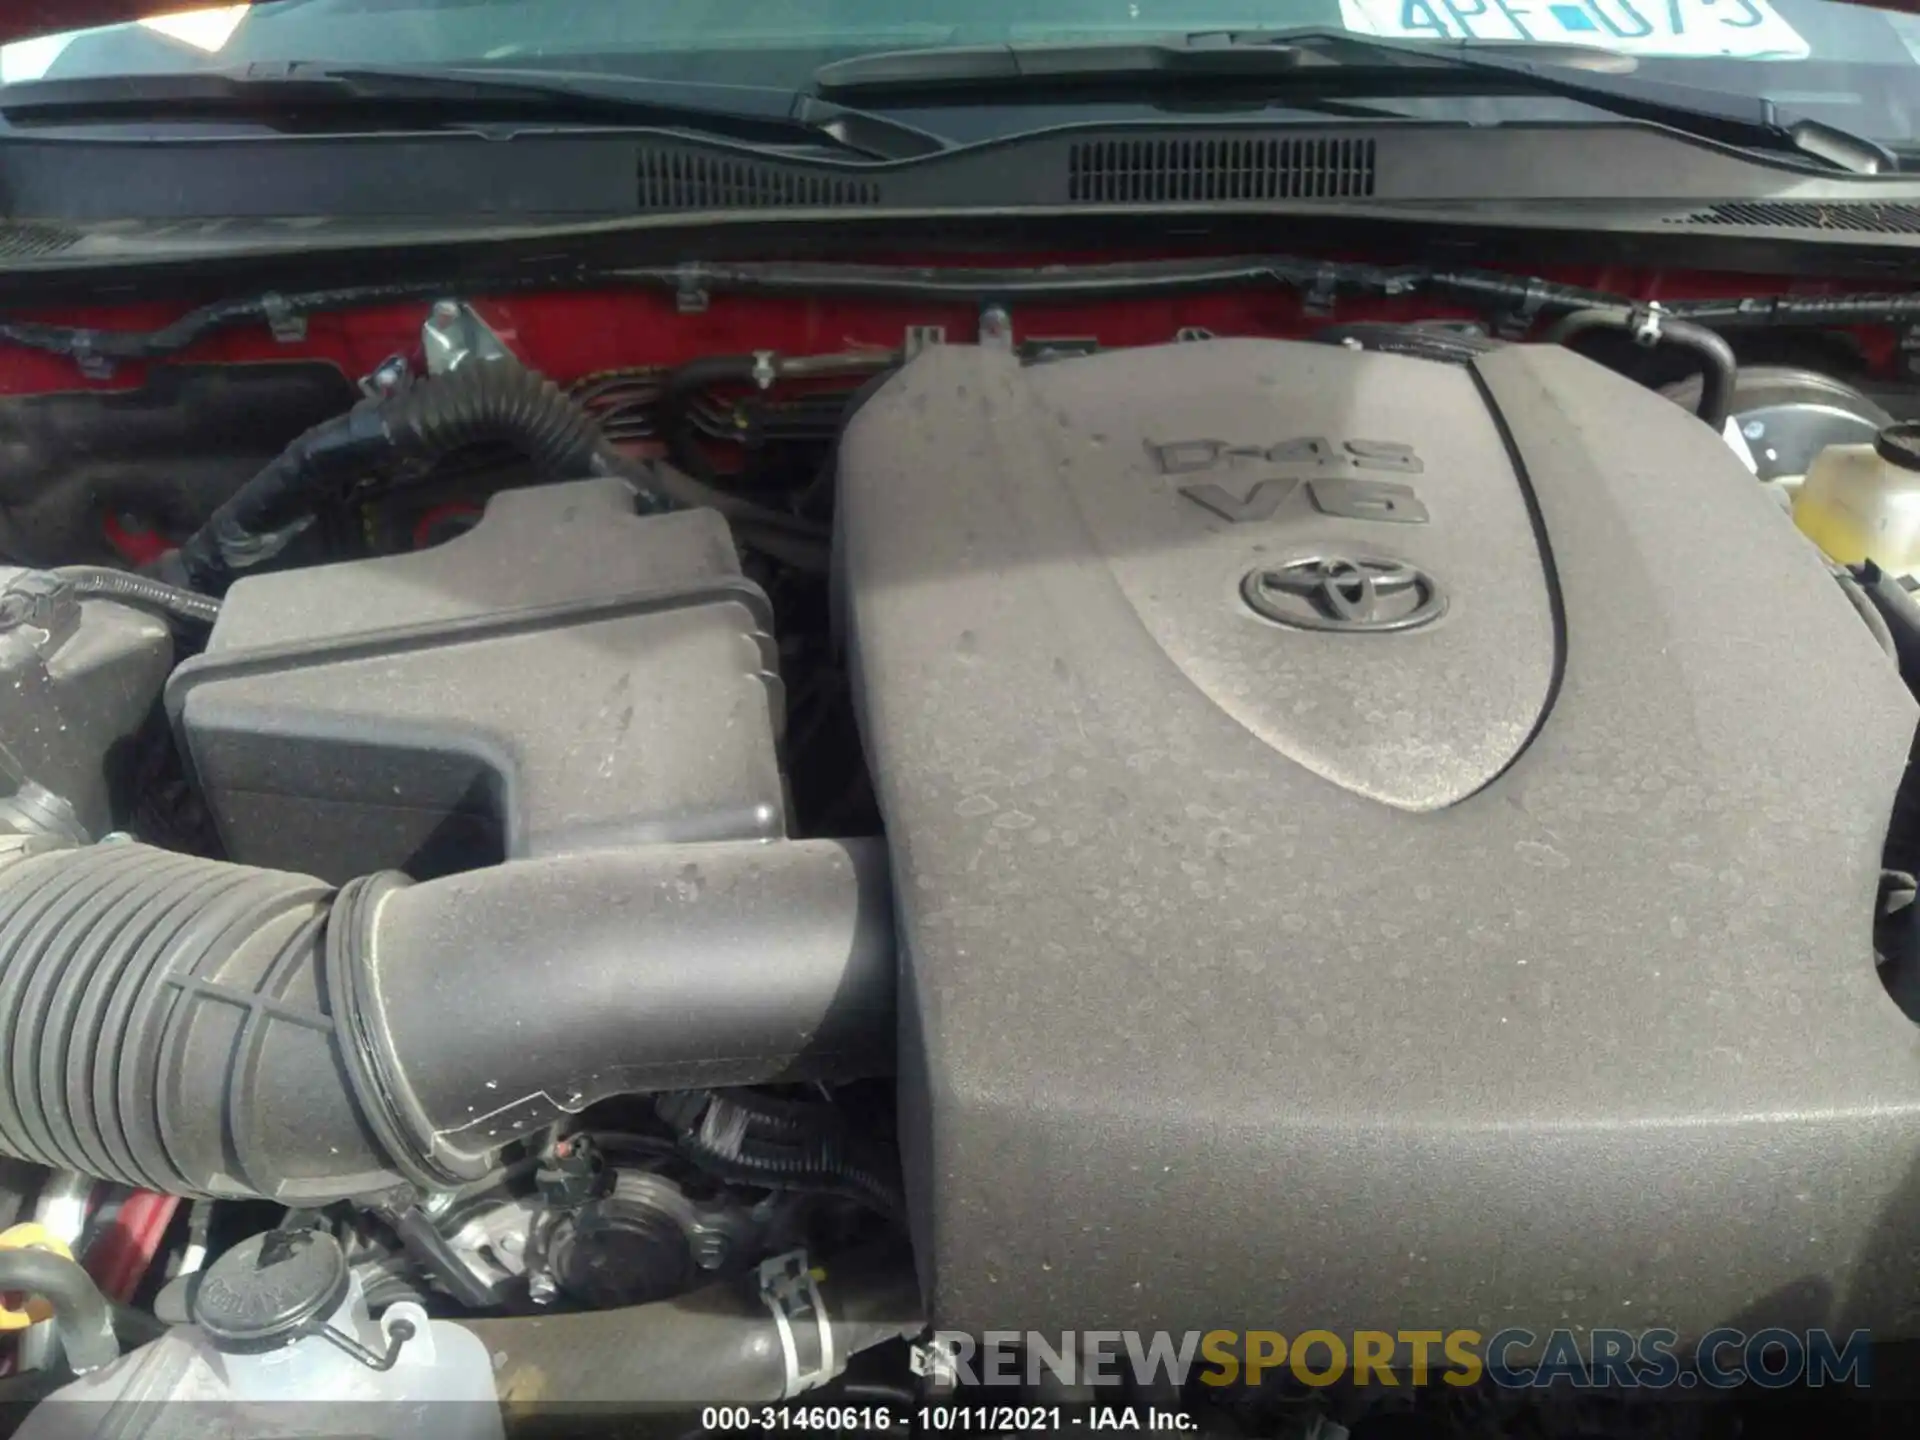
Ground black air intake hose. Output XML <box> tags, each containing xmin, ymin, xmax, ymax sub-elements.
<box><xmin>173</xmin><ymin>362</ymin><xmax>659</xmax><ymax>593</ymax></box>
<box><xmin>467</xmin><ymin>1241</ymin><xmax>921</xmax><ymax>1404</ymax></box>
<box><xmin>0</xmin><ymin>838</ymin><xmax>893</xmax><ymax>1202</ymax></box>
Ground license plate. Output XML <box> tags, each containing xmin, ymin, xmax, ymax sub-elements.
<box><xmin>1337</xmin><ymin>0</ymin><xmax>1811</xmax><ymax>59</ymax></box>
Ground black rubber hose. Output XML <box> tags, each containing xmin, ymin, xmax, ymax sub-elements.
<box><xmin>644</xmin><ymin>347</ymin><xmax>880</xmax><ymax>547</ymax></box>
<box><xmin>1544</xmin><ymin>307</ymin><xmax>1739</xmax><ymax>432</ymax></box>
<box><xmin>660</xmin><ymin>355</ymin><xmax>762</xmax><ymax>482</ymax></box>
<box><xmin>1833</xmin><ymin>565</ymin><xmax>1899</xmax><ymax>662</ymax></box>
<box><xmin>733</xmin><ymin>523</ymin><xmax>833</xmax><ymax>572</ymax></box>
<box><xmin>173</xmin><ymin>363</ymin><xmax>623</xmax><ymax>593</ymax></box>
<box><xmin>632</xmin><ymin>458</ymin><xmax>830</xmax><ymax>542</ymax></box>
<box><xmin>1850</xmin><ymin>561</ymin><xmax>1920</xmax><ymax>682</ymax></box>
<box><xmin>0</xmin><ymin>282</ymin><xmax>519</xmax><ymax>364</ymax></box>
<box><xmin>50</xmin><ymin>567</ymin><xmax>221</xmax><ymax>628</ymax></box>
<box><xmin>1315</xmin><ymin>321</ymin><xmax>1499</xmax><ymax>365</ymax></box>
<box><xmin>466</xmin><ymin>1242</ymin><xmax>921</xmax><ymax>1405</ymax></box>
<box><xmin>0</xmin><ymin>1247</ymin><xmax>118</xmax><ymax>1373</ymax></box>
<box><xmin>657</xmin><ymin>1089</ymin><xmax>905</xmax><ymax>1220</ymax></box>
<box><xmin>0</xmin><ymin>837</ymin><xmax>894</xmax><ymax>1202</ymax></box>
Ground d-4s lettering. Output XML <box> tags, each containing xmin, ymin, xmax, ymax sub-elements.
<box><xmin>1148</xmin><ymin>437</ymin><xmax>1423</xmax><ymax>476</ymax></box>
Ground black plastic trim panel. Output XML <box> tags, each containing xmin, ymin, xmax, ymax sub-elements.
<box><xmin>7</xmin><ymin>119</ymin><xmax>1920</xmax><ymax>227</ymax></box>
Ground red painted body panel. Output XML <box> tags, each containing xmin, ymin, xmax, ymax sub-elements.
<box><xmin>0</xmin><ymin>260</ymin><xmax>1898</xmax><ymax>399</ymax></box>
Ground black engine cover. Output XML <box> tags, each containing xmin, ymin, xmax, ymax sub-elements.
<box><xmin>837</xmin><ymin>338</ymin><xmax>1920</xmax><ymax>1335</ymax></box>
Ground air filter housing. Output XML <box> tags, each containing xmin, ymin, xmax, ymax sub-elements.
<box><xmin>169</xmin><ymin>479</ymin><xmax>785</xmax><ymax>881</ymax></box>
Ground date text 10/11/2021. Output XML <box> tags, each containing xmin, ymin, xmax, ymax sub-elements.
<box><xmin>700</xmin><ymin>1407</ymin><xmax>1195</xmax><ymax>1432</ymax></box>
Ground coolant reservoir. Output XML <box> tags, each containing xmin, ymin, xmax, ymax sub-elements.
<box><xmin>17</xmin><ymin>1230</ymin><xmax>502</xmax><ymax>1440</ymax></box>
<box><xmin>1793</xmin><ymin>422</ymin><xmax>1920</xmax><ymax>568</ymax></box>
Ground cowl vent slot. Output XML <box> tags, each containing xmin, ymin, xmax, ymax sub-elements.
<box><xmin>1067</xmin><ymin>136</ymin><xmax>1376</xmax><ymax>202</ymax></box>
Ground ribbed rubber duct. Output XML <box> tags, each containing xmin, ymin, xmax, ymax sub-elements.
<box><xmin>0</xmin><ymin>837</ymin><xmax>894</xmax><ymax>1202</ymax></box>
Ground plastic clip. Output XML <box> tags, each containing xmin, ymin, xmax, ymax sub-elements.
<box><xmin>1498</xmin><ymin>280</ymin><xmax>1550</xmax><ymax>338</ymax></box>
<box><xmin>674</xmin><ymin>265</ymin><xmax>711</xmax><ymax>314</ymax></box>
<box><xmin>70</xmin><ymin>333</ymin><xmax>114</xmax><ymax>382</ymax></box>
<box><xmin>260</xmin><ymin>293</ymin><xmax>307</xmax><ymax>344</ymax></box>
<box><xmin>1303</xmin><ymin>264</ymin><xmax>1340</xmax><ymax>317</ymax></box>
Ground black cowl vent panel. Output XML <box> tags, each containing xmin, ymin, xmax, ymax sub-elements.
<box><xmin>1067</xmin><ymin>135</ymin><xmax>1375</xmax><ymax>202</ymax></box>
<box><xmin>637</xmin><ymin>149</ymin><xmax>881</xmax><ymax>211</ymax></box>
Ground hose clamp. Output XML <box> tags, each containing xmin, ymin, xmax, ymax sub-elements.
<box><xmin>325</xmin><ymin>871</ymin><xmax>482</xmax><ymax>1193</ymax></box>
<box><xmin>759</xmin><ymin>1250</ymin><xmax>836</xmax><ymax>1397</ymax></box>
<box><xmin>1632</xmin><ymin>301</ymin><xmax>1667</xmax><ymax>348</ymax></box>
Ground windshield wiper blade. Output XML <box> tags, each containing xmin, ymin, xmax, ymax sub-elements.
<box><xmin>815</xmin><ymin>29</ymin><xmax>1893</xmax><ymax>174</ymax></box>
<box><xmin>0</xmin><ymin>63</ymin><xmax>949</xmax><ymax>161</ymax></box>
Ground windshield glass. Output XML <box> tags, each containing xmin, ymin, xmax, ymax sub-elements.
<box><xmin>6</xmin><ymin>0</ymin><xmax>1920</xmax><ymax>144</ymax></box>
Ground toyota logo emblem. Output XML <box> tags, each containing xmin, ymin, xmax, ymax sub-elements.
<box><xmin>1241</xmin><ymin>555</ymin><xmax>1446</xmax><ymax>633</ymax></box>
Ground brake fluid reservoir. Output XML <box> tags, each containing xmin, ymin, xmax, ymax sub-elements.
<box><xmin>1793</xmin><ymin>422</ymin><xmax>1920</xmax><ymax>568</ymax></box>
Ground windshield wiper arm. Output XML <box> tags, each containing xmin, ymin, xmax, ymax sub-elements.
<box><xmin>815</xmin><ymin>29</ymin><xmax>1893</xmax><ymax>174</ymax></box>
<box><xmin>0</xmin><ymin>64</ymin><xmax>949</xmax><ymax>161</ymax></box>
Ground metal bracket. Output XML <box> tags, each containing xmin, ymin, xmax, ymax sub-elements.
<box><xmin>70</xmin><ymin>335</ymin><xmax>114</xmax><ymax>382</ymax></box>
<box><xmin>1302</xmin><ymin>264</ymin><xmax>1340</xmax><ymax>317</ymax></box>
<box><xmin>312</xmin><ymin>1315</ymin><xmax>415</xmax><ymax>1373</ymax></box>
<box><xmin>260</xmin><ymin>293</ymin><xmax>307</xmax><ymax>345</ymax></box>
<box><xmin>1899</xmin><ymin>323</ymin><xmax>1920</xmax><ymax>379</ymax></box>
<box><xmin>422</xmin><ymin>300</ymin><xmax>511</xmax><ymax>377</ymax></box>
<box><xmin>359</xmin><ymin>353</ymin><xmax>410</xmax><ymax>399</ymax></box>
<box><xmin>385</xmin><ymin>1205</ymin><xmax>506</xmax><ymax>1311</ymax></box>
<box><xmin>978</xmin><ymin>304</ymin><xmax>1014</xmax><ymax>354</ymax></box>
<box><xmin>1497</xmin><ymin>280</ymin><xmax>1551</xmax><ymax>339</ymax></box>
<box><xmin>759</xmin><ymin>1250</ymin><xmax>835</xmax><ymax>1397</ymax></box>
<box><xmin>674</xmin><ymin>265</ymin><xmax>711</xmax><ymax>315</ymax></box>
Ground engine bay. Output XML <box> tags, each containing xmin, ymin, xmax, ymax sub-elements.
<box><xmin>2</xmin><ymin>256</ymin><xmax>1920</xmax><ymax>1430</ymax></box>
